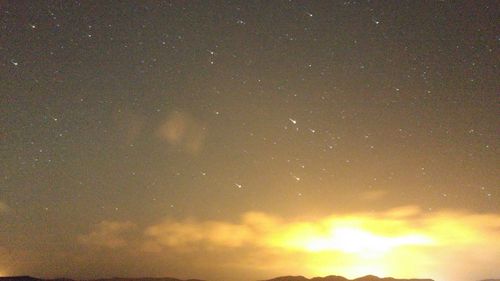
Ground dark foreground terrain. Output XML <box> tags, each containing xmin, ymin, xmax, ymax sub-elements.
<box><xmin>261</xmin><ymin>276</ymin><xmax>433</xmax><ymax>281</ymax></box>
<box><xmin>2</xmin><ymin>275</ymin><xmax>496</xmax><ymax>281</ymax></box>
<box><xmin>1</xmin><ymin>276</ymin><xmax>497</xmax><ymax>281</ymax></box>
<box><xmin>0</xmin><ymin>275</ymin><xmax>436</xmax><ymax>281</ymax></box>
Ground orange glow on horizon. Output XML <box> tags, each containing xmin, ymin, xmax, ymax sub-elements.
<box><xmin>257</xmin><ymin>210</ymin><xmax>436</xmax><ymax>278</ymax></box>
<box><xmin>142</xmin><ymin>206</ymin><xmax>500</xmax><ymax>280</ymax></box>
<box><xmin>279</xmin><ymin>225</ymin><xmax>433</xmax><ymax>255</ymax></box>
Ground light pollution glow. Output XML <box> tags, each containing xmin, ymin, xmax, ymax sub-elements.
<box><xmin>3</xmin><ymin>206</ymin><xmax>499</xmax><ymax>281</ymax></box>
<box><xmin>140</xmin><ymin>206</ymin><xmax>500</xmax><ymax>280</ymax></box>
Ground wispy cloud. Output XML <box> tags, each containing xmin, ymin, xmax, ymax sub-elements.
<box><xmin>78</xmin><ymin>221</ymin><xmax>136</xmax><ymax>249</ymax></box>
<box><xmin>156</xmin><ymin>111</ymin><xmax>207</xmax><ymax>154</ymax></box>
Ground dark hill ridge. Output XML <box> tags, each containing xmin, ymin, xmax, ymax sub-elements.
<box><xmin>262</xmin><ymin>275</ymin><xmax>348</xmax><ymax>281</ymax></box>
<box><xmin>261</xmin><ymin>275</ymin><xmax>434</xmax><ymax>281</ymax></box>
<box><xmin>0</xmin><ymin>276</ymin><xmax>436</xmax><ymax>281</ymax></box>
<box><xmin>0</xmin><ymin>275</ymin><xmax>441</xmax><ymax>281</ymax></box>
<box><xmin>5</xmin><ymin>274</ymin><xmax>500</xmax><ymax>281</ymax></box>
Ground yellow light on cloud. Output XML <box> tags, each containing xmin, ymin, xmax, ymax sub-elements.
<box><xmin>143</xmin><ymin>206</ymin><xmax>500</xmax><ymax>280</ymax></box>
<box><xmin>302</xmin><ymin>226</ymin><xmax>433</xmax><ymax>255</ymax></box>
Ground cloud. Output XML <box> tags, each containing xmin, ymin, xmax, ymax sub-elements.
<box><xmin>143</xmin><ymin>212</ymin><xmax>268</xmax><ymax>251</ymax></box>
<box><xmin>144</xmin><ymin>207</ymin><xmax>436</xmax><ymax>252</ymax></box>
<box><xmin>78</xmin><ymin>221</ymin><xmax>136</xmax><ymax>249</ymax></box>
<box><xmin>359</xmin><ymin>189</ymin><xmax>388</xmax><ymax>202</ymax></box>
<box><xmin>74</xmin><ymin>208</ymin><xmax>500</xmax><ymax>280</ymax></box>
<box><xmin>142</xmin><ymin>207</ymin><xmax>500</xmax><ymax>280</ymax></box>
<box><xmin>156</xmin><ymin>111</ymin><xmax>206</xmax><ymax>154</ymax></box>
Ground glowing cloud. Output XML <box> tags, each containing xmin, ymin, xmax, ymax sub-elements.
<box><xmin>156</xmin><ymin>111</ymin><xmax>207</xmax><ymax>154</ymax></box>
<box><xmin>142</xmin><ymin>206</ymin><xmax>500</xmax><ymax>280</ymax></box>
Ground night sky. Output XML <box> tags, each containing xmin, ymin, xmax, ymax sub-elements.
<box><xmin>0</xmin><ymin>1</ymin><xmax>499</xmax><ymax>281</ymax></box>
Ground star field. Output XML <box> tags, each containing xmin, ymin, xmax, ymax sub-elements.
<box><xmin>0</xmin><ymin>1</ymin><xmax>498</xmax><ymax>280</ymax></box>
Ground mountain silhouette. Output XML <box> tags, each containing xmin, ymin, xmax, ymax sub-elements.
<box><xmin>261</xmin><ymin>276</ymin><xmax>434</xmax><ymax>281</ymax></box>
<box><xmin>262</xmin><ymin>275</ymin><xmax>348</xmax><ymax>281</ymax></box>
<box><xmin>3</xmin><ymin>274</ymin><xmax>499</xmax><ymax>281</ymax></box>
<box><xmin>0</xmin><ymin>275</ymin><xmax>456</xmax><ymax>281</ymax></box>
<box><xmin>0</xmin><ymin>276</ymin><xmax>438</xmax><ymax>281</ymax></box>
